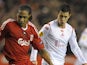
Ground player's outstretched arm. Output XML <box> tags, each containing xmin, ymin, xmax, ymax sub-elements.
<box><xmin>38</xmin><ymin>48</ymin><xmax>53</xmax><ymax>65</ymax></box>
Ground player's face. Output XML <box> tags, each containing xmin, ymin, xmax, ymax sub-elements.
<box><xmin>17</xmin><ymin>10</ymin><xmax>31</xmax><ymax>27</ymax></box>
<box><xmin>57</xmin><ymin>11</ymin><xmax>71</xmax><ymax>27</ymax></box>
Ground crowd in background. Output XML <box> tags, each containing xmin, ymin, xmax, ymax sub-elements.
<box><xmin>0</xmin><ymin>0</ymin><xmax>87</xmax><ymax>55</ymax></box>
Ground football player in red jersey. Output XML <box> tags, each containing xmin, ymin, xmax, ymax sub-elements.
<box><xmin>0</xmin><ymin>5</ymin><xmax>53</xmax><ymax>65</ymax></box>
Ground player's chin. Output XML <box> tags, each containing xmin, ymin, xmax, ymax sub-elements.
<box><xmin>17</xmin><ymin>22</ymin><xmax>23</xmax><ymax>27</ymax></box>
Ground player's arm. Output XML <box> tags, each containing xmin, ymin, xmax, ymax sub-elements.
<box><xmin>30</xmin><ymin>47</ymin><xmax>38</xmax><ymax>65</ymax></box>
<box><xmin>38</xmin><ymin>48</ymin><xmax>53</xmax><ymax>65</ymax></box>
<box><xmin>38</xmin><ymin>24</ymin><xmax>53</xmax><ymax>65</ymax></box>
<box><xmin>31</xmin><ymin>23</ymin><xmax>53</xmax><ymax>65</ymax></box>
<box><xmin>69</xmin><ymin>29</ymin><xmax>87</xmax><ymax>65</ymax></box>
<box><xmin>31</xmin><ymin>40</ymin><xmax>53</xmax><ymax>65</ymax></box>
<box><xmin>0</xmin><ymin>19</ymin><xmax>12</xmax><ymax>41</ymax></box>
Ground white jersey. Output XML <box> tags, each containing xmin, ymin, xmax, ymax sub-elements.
<box><xmin>39</xmin><ymin>20</ymin><xmax>87</xmax><ymax>65</ymax></box>
<box><xmin>75</xmin><ymin>28</ymin><xmax>87</xmax><ymax>65</ymax></box>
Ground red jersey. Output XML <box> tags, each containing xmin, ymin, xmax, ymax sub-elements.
<box><xmin>0</xmin><ymin>18</ymin><xmax>44</xmax><ymax>64</ymax></box>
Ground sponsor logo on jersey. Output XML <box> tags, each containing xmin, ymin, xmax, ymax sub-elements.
<box><xmin>18</xmin><ymin>38</ymin><xmax>30</xmax><ymax>46</ymax></box>
<box><xmin>18</xmin><ymin>34</ymin><xmax>34</xmax><ymax>46</ymax></box>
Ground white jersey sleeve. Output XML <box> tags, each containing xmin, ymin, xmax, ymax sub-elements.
<box><xmin>30</xmin><ymin>47</ymin><xmax>38</xmax><ymax>61</ymax></box>
<box><xmin>69</xmin><ymin>28</ymin><xmax>87</xmax><ymax>64</ymax></box>
<box><xmin>79</xmin><ymin>28</ymin><xmax>87</xmax><ymax>48</ymax></box>
<box><xmin>39</xmin><ymin>24</ymin><xmax>50</xmax><ymax>39</ymax></box>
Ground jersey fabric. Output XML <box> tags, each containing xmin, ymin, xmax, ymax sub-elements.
<box><xmin>0</xmin><ymin>18</ymin><xmax>44</xmax><ymax>65</ymax></box>
<box><xmin>39</xmin><ymin>20</ymin><xmax>87</xmax><ymax>65</ymax></box>
<box><xmin>30</xmin><ymin>47</ymin><xmax>42</xmax><ymax>65</ymax></box>
<box><xmin>75</xmin><ymin>28</ymin><xmax>87</xmax><ymax>65</ymax></box>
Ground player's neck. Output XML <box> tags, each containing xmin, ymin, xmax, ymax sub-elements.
<box><xmin>22</xmin><ymin>23</ymin><xmax>27</xmax><ymax>28</ymax></box>
<box><xmin>22</xmin><ymin>25</ymin><xmax>26</xmax><ymax>28</ymax></box>
<box><xmin>22</xmin><ymin>24</ymin><xmax>28</xmax><ymax>30</ymax></box>
<box><xmin>58</xmin><ymin>23</ymin><xmax>65</xmax><ymax>28</ymax></box>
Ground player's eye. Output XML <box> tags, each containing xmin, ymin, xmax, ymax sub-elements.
<box><xmin>60</xmin><ymin>15</ymin><xmax>63</xmax><ymax>18</ymax></box>
<box><xmin>60</xmin><ymin>15</ymin><xmax>67</xmax><ymax>18</ymax></box>
<box><xmin>19</xmin><ymin>16</ymin><xmax>22</xmax><ymax>18</ymax></box>
<box><xmin>18</xmin><ymin>16</ymin><xmax>27</xmax><ymax>19</ymax></box>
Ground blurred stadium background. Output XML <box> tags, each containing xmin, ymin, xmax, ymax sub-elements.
<box><xmin>0</xmin><ymin>0</ymin><xmax>87</xmax><ymax>65</ymax></box>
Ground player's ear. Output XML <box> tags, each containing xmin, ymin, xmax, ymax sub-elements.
<box><xmin>28</xmin><ymin>15</ymin><xmax>32</xmax><ymax>21</ymax></box>
<box><xmin>69</xmin><ymin>13</ymin><xmax>71</xmax><ymax>17</ymax></box>
<box><xmin>68</xmin><ymin>13</ymin><xmax>71</xmax><ymax>19</ymax></box>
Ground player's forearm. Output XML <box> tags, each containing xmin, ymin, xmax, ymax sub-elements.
<box><xmin>72</xmin><ymin>47</ymin><xmax>87</xmax><ymax>64</ymax></box>
<box><xmin>38</xmin><ymin>48</ymin><xmax>53</xmax><ymax>65</ymax></box>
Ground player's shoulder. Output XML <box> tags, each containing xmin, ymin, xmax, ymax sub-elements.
<box><xmin>84</xmin><ymin>28</ymin><xmax>87</xmax><ymax>31</ymax></box>
<box><xmin>66</xmin><ymin>23</ymin><xmax>76</xmax><ymax>33</ymax></box>
<box><xmin>42</xmin><ymin>21</ymin><xmax>52</xmax><ymax>30</ymax></box>
<box><xmin>66</xmin><ymin>23</ymin><xmax>74</xmax><ymax>30</ymax></box>
<box><xmin>42</xmin><ymin>20</ymin><xmax>56</xmax><ymax>31</ymax></box>
<box><xmin>43</xmin><ymin>20</ymin><xmax>55</xmax><ymax>28</ymax></box>
<box><xmin>28</xmin><ymin>21</ymin><xmax>38</xmax><ymax>32</ymax></box>
<box><xmin>2</xmin><ymin>18</ymin><xmax>15</xmax><ymax>25</ymax></box>
<box><xmin>28</xmin><ymin>21</ymin><xmax>38</xmax><ymax>29</ymax></box>
<box><xmin>66</xmin><ymin>23</ymin><xmax>72</xmax><ymax>28</ymax></box>
<box><xmin>1</xmin><ymin>18</ymin><xmax>15</xmax><ymax>30</ymax></box>
<box><xmin>82</xmin><ymin>28</ymin><xmax>87</xmax><ymax>34</ymax></box>
<box><xmin>28</xmin><ymin>21</ymin><xmax>35</xmax><ymax>27</ymax></box>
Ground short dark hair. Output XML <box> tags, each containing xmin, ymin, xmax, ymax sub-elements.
<box><xmin>59</xmin><ymin>4</ymin><xmax>71</xmax><ymax>13</ymax></box>
<box><xmin>18</xmin><ymin>5</ymin><xmax>32</xmax><ymax>21</ymax></box>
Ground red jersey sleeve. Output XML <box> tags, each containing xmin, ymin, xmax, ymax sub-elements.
<box><xmin>32</xmin><ymin>36</ymin><xmax>44</xmax><ymax>50</ymax></box>
<box><xmin>0</xmin><ymin>18</ymin><xmax>14</xmax><ymax>41</ymax></box>
<box><xmin>30</xmin><ymin>24</ymin><xmax>44</xmax><ymax>50</ymax></box>
<box><xmin>0</xmin><ymin>23</ymin><xmax>8</xmax><ymax>41</ymax></box>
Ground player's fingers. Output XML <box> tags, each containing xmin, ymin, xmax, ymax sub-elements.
<box><xmin>32</xmin><ymin>61</ymin><xmax>38</xmax><ymax>65</ymax></box>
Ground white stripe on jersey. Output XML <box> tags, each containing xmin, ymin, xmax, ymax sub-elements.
<box><xmin>1</xmin><ymin>18</ymin><xmax>15</xmax><ymax>30</ymax></box>
<box><xmin>28</xmin><ymin>21</ymin><xmax>38</xmax><ymax>34</ymax></box>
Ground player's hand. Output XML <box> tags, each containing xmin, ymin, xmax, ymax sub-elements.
<box><xmin>82</xmin><ymin>63</ymin><xmax>87</xmax><ymax>65</ymax></box>
<box><xmin>31</xmin><ymin>61</ymin><xmax>38</xmax><ymax>65</ymax></box>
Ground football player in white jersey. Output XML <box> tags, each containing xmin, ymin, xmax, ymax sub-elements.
<box><xmin>38</xmin><ymin>4</ymin><xmax>87</xmax><ymax>65</ymax></box>
<box><xmin>74</xmin><ymin>28</ymin><xmax>87</xmax><ymax>65</ymax></box>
